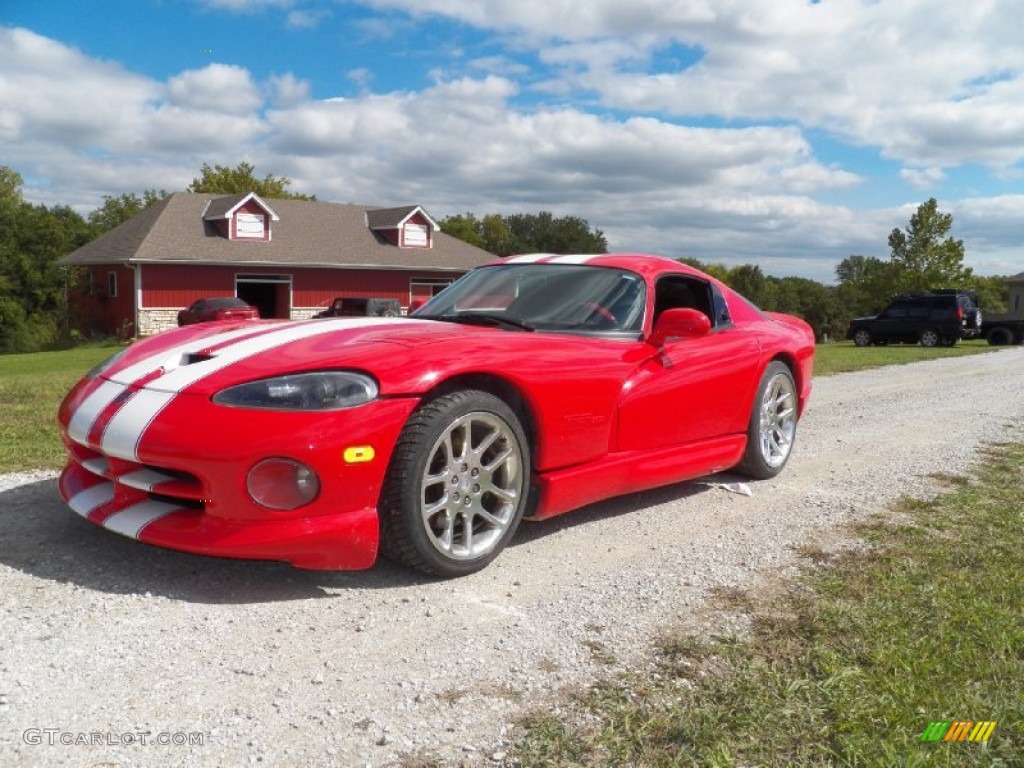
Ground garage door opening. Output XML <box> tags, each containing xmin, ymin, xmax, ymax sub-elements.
<box><xmin>236</xmin><ymin>274</ymin><xmax>291</xmax><ymax>319</ymax></box>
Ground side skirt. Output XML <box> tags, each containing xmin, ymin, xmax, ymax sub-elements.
<box><xmin>527</xmin><ymin>434</ymin><xmax>746</xmax><ymax>520</ymax></box>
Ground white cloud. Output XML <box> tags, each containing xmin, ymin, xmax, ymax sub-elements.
<box><xmin>3</xmin><ymin>23</ymin><xmax>1023</xmax><ymax>283</ymax></box>
<box><xmin>268</xmin><ymin>73</ymin><xmax>311</xmax><ymax>107</ymax></box>
<box><xmin>197</xmin><ymin>0</ymin><xmax>295</xmax><ymax>11</ymax></box>
<box><xmin>357</xmin><ymin>0</ymin><xmax>1024</xmax><ymax>171</ymax></box>
<box><xmin>167</xmin><ymin>64</ymin><xmax>263</xmax><ymax>114</ymax></box>
<box><xmin>900</xmin><ymin>167</ymin><xmax>947</xmax><ymax>191</ymax></box>
<box><xmin>286</xmin><ymin>9</ymin><xmax>330</xmax><ymax>28</ymax></box>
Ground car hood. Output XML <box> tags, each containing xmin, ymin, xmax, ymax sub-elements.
<box><xmin>850</xmin><ymin>315</ymin><xmax>878</xmax><ymax>322</ymax></box>
<box><xmin>97</xmin><ymin>316</ymin><xmax>645</xmax><ymax>397</ymax></box>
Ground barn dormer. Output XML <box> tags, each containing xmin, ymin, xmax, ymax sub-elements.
<box><xmin>366</xmin><ymin>205</ymin><xmax>439</xmax><ymax>249</ymax></box>
<box><xmin>203</xmin><ymin>192</ymin><xmax>280</xmax><ymax>241</ymax></box>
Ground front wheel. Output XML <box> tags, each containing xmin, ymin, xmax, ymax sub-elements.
<box><xmin>737</xmin><ymin>362</ymin><xmax>798</xmax><ymax>480</ymax></box>
<box><xmin>380</xmin><ymin>390</ymin><xmax>530</xmax><ymax>577</ymax></box>
<box><xmin>852</xmin><ymin>328</ymin><xmax>872</xmax><ymax>347</ymax></box>
<box><xmin>920</xmin><ymin>328</ymin><xmax>940</xmax><ymax>347</ymax></box>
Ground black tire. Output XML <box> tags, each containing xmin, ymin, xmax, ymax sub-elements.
<box><xmin>379</xmin><ymin>390</ymin><xmax>530</xmax><ymax>577</ymax></box>
<box><xmin>987</xmin><ymin>326</ymin><xmax>1013</xmax><ymax>346</ymax></box>
<box><xmin>737</xmin><ymin>362</ymin><xmax>798</xmax><ymax>480</ymax></box>
<box><xmin>852</xmin><ymin>328</ymin><xmax>872</xmax><ymax>347</ymax></box>
<box><xmin>919</xmin><ymin>328</ymin><xmax>941</xmax><ymax>347</ymax></box>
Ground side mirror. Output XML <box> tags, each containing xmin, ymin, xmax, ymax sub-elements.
<box><xmin>649</xmin><ymin>307</ymin><xmax>711</xmax><ymax>346</ymax></box>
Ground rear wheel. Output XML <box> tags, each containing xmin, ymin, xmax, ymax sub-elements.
<box><xmin>852</xmin><ymin>328</ymin><xmax>872</xmax><ymax>347</ymax></box>
<box><xmin>987</xmin><ymin>326</ymin><xmax>1013</xmax><ymax>346</ymax></box>
<box><xmin>380</xmin><ymin>390</ymin><xmax>530</xmax><ymax>577</ymax></box>
<box><xmin>737</xmin><ymin>362</ymin><xmax>798</xmax><ymax>480</ymax></box>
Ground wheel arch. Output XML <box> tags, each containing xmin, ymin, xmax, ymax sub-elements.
<box><xmin>767</xmin><ymin>352</ymin><xmax>804</xmax><ymax>412</ymax></box>
<box><xmin>418</xmin><ymin>373</ymin><xmax>539</xmax><ymax>464</ymax></box>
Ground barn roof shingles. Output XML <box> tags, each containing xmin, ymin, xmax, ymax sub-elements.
<box><xmin>63</xmin><ymin>193</ymin><xmax>492</xmax><ymax>271</ymax></box>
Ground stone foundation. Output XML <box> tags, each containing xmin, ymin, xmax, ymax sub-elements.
<box><xmin>138</xmin><ymin>307</ymin><xmax>329</xmax><ymax>336</ymax></box>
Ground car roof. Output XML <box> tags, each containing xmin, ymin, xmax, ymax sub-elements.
<box><xmin>484</xmin><ymin>253</ymin><xmax>706</xmax><ymax>281</ymax></box>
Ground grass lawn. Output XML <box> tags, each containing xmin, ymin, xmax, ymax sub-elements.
<box><xmin>814</xmin><ymin>339</ymin><xmax>998</xmax><ymax>376</ymax></box>
<box><xmin>515</xmin><ymin>442</ymin><xmax>1024</xmax><ymax>765</ymax></box>
<box><xmin>0</xmin><ymin>345</ymin><xmax>121</xmax><ymax>472</ymax></box>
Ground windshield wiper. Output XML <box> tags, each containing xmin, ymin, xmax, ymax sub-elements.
<box><xmin>428</xmin><ymin>312</ymin><xmax>535</xmax><ymax>332</ymax></box>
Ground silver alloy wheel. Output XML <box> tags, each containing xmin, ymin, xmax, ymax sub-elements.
<box><xmin>920</xmin><ymin>329</ymin><xmax>939</xmax><ymax>347</ymax></box>
<box><xmin>853</xmin><ymin>329</ymin><xmax>871</xmax><ymax>347</ymax></box>
<box><xmin>758</xmin><ymin>372</ymin><xmax>797</xmax><ymax>468</ymax></box>
<box><xmin>420</xmin><ymin>411</ymin><xmax>524</xmax><ymax>560</ymax></box>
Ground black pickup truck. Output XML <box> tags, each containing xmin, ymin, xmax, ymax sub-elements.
<box><xmin>979</xmin><ymin>314</ymin><xmax>1024</xmax><ymax>345</ymax></box>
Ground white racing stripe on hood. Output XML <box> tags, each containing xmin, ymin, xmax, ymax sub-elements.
<box><xmin>67</xmin><ymin>379</ymin><xmax>127</xmax><ymax>445</ymax></box>
<box><xmin>65</xmin><ymin>324</ymin><xmax>301</xmax><ymax>448</ymax></box>
<box><xmin>103</xmin><ymin>499</ymin><xmax>180</xmax><ymax>539</ymax></box>
<box><xmin>99</xmin><ymin>317</ymin><xmax>429</xmax><ymax>461</ymax></box>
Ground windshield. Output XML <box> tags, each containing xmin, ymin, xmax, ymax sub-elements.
<box><xmin>413</xmin><ymin>264</ymin><xmax>646</xmax><ymax>335</ymax></box>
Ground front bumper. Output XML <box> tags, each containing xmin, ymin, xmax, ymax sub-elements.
<box><xmin>58</xmin><ymin>380</ymin><xmax>419</xmax><ymax>570</ymax></box>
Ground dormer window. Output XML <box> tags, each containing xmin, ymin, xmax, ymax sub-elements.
<box><xmin>236</xmin><ymin>213</ymin><xmax>265</xmax><ymax>239</ymax></box>
<box><xmin>366</xmin><ymin>205</ymin><xmax>438</xmax><ymax>249</ymax></box>
<box><xmin>203</xmin><ymin>192</ymin><xmax>279</xmax><ymax>242</ymax></box>
<box><xmin>403</xmin><ymin>223</ymin><xmax>428</xmax><ymax>247</ymax></box>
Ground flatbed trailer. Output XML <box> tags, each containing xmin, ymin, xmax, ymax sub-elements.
<box><xmin>980</xmin><ymin>315</ymin><xmax>1024</xmax><ymax>345</ymax></box>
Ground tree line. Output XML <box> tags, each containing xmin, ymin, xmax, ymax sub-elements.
<box><xmin>0</xmin><ymin>158</ymin><xmax>1011</xmax><ymax>352</ymax></box>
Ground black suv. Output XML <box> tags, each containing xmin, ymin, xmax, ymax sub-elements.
<box><xmin>314</xmin><ymin>297</ymin><xmax>401</xmax><ymax>318</ymax></box>
<box><xmin>846</xmin><ymin>290</ymin><xmax>982</xmax><ymax>347</ymax></box>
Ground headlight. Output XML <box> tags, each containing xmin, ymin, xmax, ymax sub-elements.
<box><xmin>213</xmin><ymin>371</ymin><xmax>378</xmax><ymax>411</ymax></box>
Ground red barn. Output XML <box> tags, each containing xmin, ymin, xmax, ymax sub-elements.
<box><xmin>62</xmin><ymin>192</ymin><xmax>493</xmax><ymax>337</ymax></box>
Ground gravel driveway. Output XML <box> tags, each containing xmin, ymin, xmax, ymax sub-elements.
<box><xmin>2</xmin><ymin>348</ymin><xmax>1023</xmax><ymax>767</ymax></box>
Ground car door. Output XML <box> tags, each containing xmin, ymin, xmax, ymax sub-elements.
<box><xmin>615</xmin><ymin>276</ymin><xmax>761</xmax><ymax>452</ymax></box>
<box><xmin>873</xmin><ymin>300</ymin><xmax>910</xmax><ymax>341</ymax></box>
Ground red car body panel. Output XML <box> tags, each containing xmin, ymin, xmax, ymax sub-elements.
<box><xmin>57</xmin><ymin>254</ymin><xmax>815</xmax><ymax>570</ymax></box>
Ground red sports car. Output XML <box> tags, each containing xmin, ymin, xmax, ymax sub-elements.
<box><xmin>177</xmin><ymin>297</ymin><xmax>259</xmax><ymax>326</ymax></box>
<box><xmin>58</xmin><ymin>254</ymin><xmax>814</xmax><ymax>577</ymax></box>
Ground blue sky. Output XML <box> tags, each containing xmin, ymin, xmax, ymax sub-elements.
<box><xmin>2</xmin><ymin>0</ymin><xmax>1023</xmax><ymax>282</ymax></box>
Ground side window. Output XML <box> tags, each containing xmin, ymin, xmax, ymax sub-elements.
<box><xmin>653</xmin><ymin>276</ymin><xmax>716</xmax><ymax>327</ymax></box>
<box><xmin>710</xmin><ymin>283</ymin><xmax>733</xmax><ymax>327</ymax></box>
<box><xmin>883</xmin><ymin>301</ymin><xmax>908</xmax><ymax>318</ymax></box>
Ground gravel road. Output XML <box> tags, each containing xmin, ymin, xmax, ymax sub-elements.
<box><xmin>2</xmin><ymin>348</ymin><xmax>1023</xmax><ymax>767</ymax></box>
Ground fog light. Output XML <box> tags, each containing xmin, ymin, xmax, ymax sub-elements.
<box><xmin>247</xmin><ymin>458</ymin><xmax>320</xmax><ymax>510</ymax></box>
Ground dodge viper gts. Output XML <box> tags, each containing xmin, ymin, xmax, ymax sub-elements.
<box><xmin>58</xmin><ymin>254</ymin><xmax>815</xmax><ymax>577</ymax></box>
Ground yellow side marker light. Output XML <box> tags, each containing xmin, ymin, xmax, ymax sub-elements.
<box><xmin>343</xmin><ymin>446</ymin><xmax>375</xmax><ymax>464</ymax></box>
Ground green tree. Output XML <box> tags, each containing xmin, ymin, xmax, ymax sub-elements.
<box><xmin>888</xmin><ymin>198</ymin><xmax>971</xmax><ymax>292</ymax></box>
<box><xmin>834</xmin><ymin>254</ymin><xmax>900</xmax><ymax>318</ymax></box>
<box><xmin>481</xmin><ymin>214</ymin><xmax>512</xmax><ymax>256</ymax></box>
<box><xmin>439</xmin><ymin>213</ymin><xmax>486</xmax><ymax>249</ymax></box>
<box><xmin>967</xmin><ymin>274</ymin><xmax>1009</xmax><ymax>314</ymax></box>
<box><xmin>441</xmin><ymin>210</ymin><xmax>606</xmax><ymax>256</ymax></box>
<box><xmin>89</xmin><ymin>190</ymin><xmax>167</xmax><ymax>234</ymax></box>
<box><xmin>187</xmin><ymin>162</ymin><xmax>314</xmax><ymax>200</ymax></box>
<box><xmin>504</xmin><ymin>211</ymin><xmax>607</xmax><ymax>255</ymax></box>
